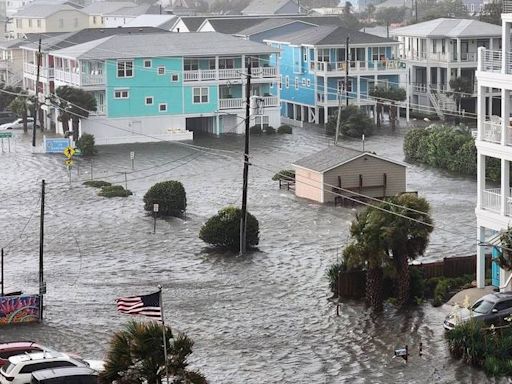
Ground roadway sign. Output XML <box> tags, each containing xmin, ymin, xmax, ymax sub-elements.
<box><xmin>64</xmin><ymin>146</ymin><xmax>76</xmax><ymax>159</ymax></box>
<box><xmin>64</xmin><ymin>159</ymin><xmax>74</xmax><ymax>167</ymax></box>
<box><xmin>0</xmin><ymin>132</ymin><xmax>13</xmax><ymax>139</ymax></box>
<box><xmin>44</xmin><ymin>138</ymin><xmax>70</xmax><ymax>153</ymax></box>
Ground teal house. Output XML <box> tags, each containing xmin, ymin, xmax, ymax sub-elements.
<box><xmin>50</xmin><ymin>32</ymin><xmax>280</xmax><ymax>144</ymax></box>
<box><xmin>264</xmin><ymin>25</ymin><xmax>406</xmax><ymax>125</ymax></box>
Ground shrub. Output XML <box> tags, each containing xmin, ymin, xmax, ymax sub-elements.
<box><xmin>265</xmin><ymin>126</ymin><xmax>275</xmax><ymax>134</ymax></box>
<box><xmin>271</xmin><ymin>169</ymin><xmax>295</xmax><ymax>181</ymax></box>
<box><xmin>249</xmin><ymin>125</ymin><xmax>262</xmax><ymax>135</ymax></box>
<box><xmin>76</xmin><ymin>133</ymin><xmax>96</xmax><ymax>156</ymax></box>
<box><xmin>199</xmin><ymin>206</ymin><xmax>259</xmax><ymax>251</ymax></box>
<box><xmin>409</xmin><ymin>268</ymin><xmax>425</xmax><ymax>304</ymax></box>
<box><xmin>143</xmin><ymin>181</ymin><xmax>186</xmax><ymax>218</ymax></box>
<box><xmin>98</xmin><ymin>185</ymin><xmax>132</xmax><ymax>198</ymax></box>
<box><xmin>326</xmin><ymin>261</ymin><xmax>345</xmax><ymax>293</ymax></box>
<box><xmin>325</xmin><ymin>105</ymin><xmax>375</xmax><ymax>138</ymax></box>
<box><xmin>277</xmin><ymin>124</ymin><xmax>293</xmax><ymax>134</ymax></box>
<box><xmin>83</xmin><ymin>180</ymin><xmax>111</xmax><ymax>188</ymax></box>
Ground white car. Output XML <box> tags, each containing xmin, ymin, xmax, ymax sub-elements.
<box><xmin>0</xmin><ymin>351</ymin><xmax>87</xmax><ymax>384</ymax></box>
<box><xmin>0</xmin><ymin>117</ymin><xmax>36</xmax><ymax>130</ymax></box>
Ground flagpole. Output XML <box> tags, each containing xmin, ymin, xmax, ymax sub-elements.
<box><xmin>158</xmin><ymin>285</ymin><xmax>170</xmax><ymax>384</ymax></box>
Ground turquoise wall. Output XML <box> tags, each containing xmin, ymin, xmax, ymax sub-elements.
<box><xmin>183</xmin><ymin>86</ymin><xmax>218</xmax><ymax>114</ymax></box>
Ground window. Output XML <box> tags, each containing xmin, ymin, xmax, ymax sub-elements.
<box><xmin>20</xmin><ymin>361</ymin><xmax>76</xmax><ymax>374</ymax></box>
<box><xmin>171</xmin><ymin>74</ymin><xmax>179</xmax><ymax>82</ymax></box>
<box><xmin>371</xmin><ymin>46</ymin><xmax>386</xmax><ymax>61</ymax></box>
<box><xmin>207</xmin><ymin>58</ymin><xmax>216</xmax><ymax>70</ymax></box>
<box><xmin>114</xmin><ymin>89</ymin><xmax>129</xmax><ymax>99</ymax></box>
<box><xmin>302</xmin><ymin>78</ymin><xmax>306</xmax><ymax>87</ymax></box>
<box><xmin>93</xmin><ymin>16</ymin><xmax>97</xmax><ymax>24</ymax></box>
<box><xmin>285</xmin><ymin>75</ymin><xmax>289</xmax><ymax>89</ymax></box>
<box><xmin>59</xmin><ymin>18</ymin><xmax>64</xmax><ymax>28</ymax></box>
<box><xmin>306</xmin><ymin>79</ymin><xmax>311</xmax><ymax>87</ymax></box>
<box><xmin>143</xmin><ymin>59</ymin><xmax>152</xmax><ymax>68</ymax></box>
<box><xmin>117</xmin><ymin>60</ymin><xmax>133</xmax><ymax>77</ymax></box>
<box><xmin>337</xmin><ymin>79</ymin><xmax>352</xmax><ymax>93</ymax></box>
<box><xmin>294</xmin><ymin>77</ymin><xmax>299</xmax><ymax>90</ymax></box>
<box><xmin>36</xmin><ymin>19</ymin><xmax>41</xmax><ymax>28</ymax></box>
<box><xmin>193</xmin><ymin>87</ymin><xmax>208</xmax><ymax>103</ymax></box>
<box><xmin>318</xmin><ymin>49</ymin><xmax>329</xmax><ymax>62</ymax></box>
<box><xmin>145</xmin><ymin>96</ymin><xmax>153</xmax><ymax>105</ymax></box>
<box><xmin>28</xmin><ymin>19</ymin><xmax>32</xmax><ymax>27</ymax></box>
<box><xmin>219</xmin><ymin>58</ymin><xmax>234</xmax><ymax>69</ymax></box>
<box><xmin>279</xmin><ymin>75</ymin><xmax>282</xmax><ymax>90</ymax></box>
<box><xmin>495</xmin><ymin>300</ymin><xmax>512</xmax><ymax>311</ymax></box>
<box><xmin>441</xmin><ymin>39</ymin><xmax>446</xmax><ymax>54</ymax></box>
<box><xmin>254</xmin><ymin>115</ymin><xmax>269</xmax><ymax>127</ymax></box>
<box><xmin>157</xmin><ymin>66</ymin><xmax>165</xmax><ymax>75</ymax></box>
<box><xmin>432</xmin><ymin>40</ymin><xmax>437</xmax><ymax>53</ymax></box>
<box><xmin>159</xmin><ymin>103</ymin><xmax>167</xmax><ymax>112</ymax></box>
<box><xmin>184</xmin><ymin>59</ymin><xmax>198</xmax><ymax>71</ymax></box>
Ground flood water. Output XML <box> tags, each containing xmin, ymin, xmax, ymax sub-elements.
<box><xmin>0</xmin><ymin>124</ymin><xmax>493</xmax><ymax>383</ymax></box>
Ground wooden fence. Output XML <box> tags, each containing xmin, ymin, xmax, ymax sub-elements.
<box><xmin>336</xmin><ymin>254</ymin><xmax>492</xmax><ymax>299</ymax></box>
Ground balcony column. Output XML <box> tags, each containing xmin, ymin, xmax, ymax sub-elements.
<box><xmin>477</xmin><ymin>153</ymin><xmax>486</xmax><ymax>209</ymax></box>
<box><xmin>503</xmin><ymin>21</ymin><xmax>510</xmax><ymax>75</ymax></box>
<box><xmin>426</xmin><ymin>65</ymin><xmax>431</xmax><ymax>92</ymax></box>
<box><xmin>490</xmin><ymin>37</ymin><xmax>494</xmax><ymax>51</ymax></box>
<box><xmin>477</xmin><ymin>225</ymin><xmax>486</xmax><ymax>288</ymax></box>
<box><xmin>215</xmin><ymin>56</ymin><xmax>219</xmax><ymax>80</ymax></box>
<box><xmin>456</xmin><ymin>38</ymin><xmax>461</xmax><ymax>63</ymax></box>
<box><xmin>436</xmin><ymin>67</ymin><xmax>441</xmax><ymax>90</ymax></box>
<box><xmin>356</xmin><ymin>75</ymin><xmax>360</xmax><ymax>103</ymax></box>
<box><xmin>477</xmin><ymin>84</ymin><xmax>485</xmax><ymax>141</ymax></box>
<box><xmin>502</xmin><ymin>88</ymin><xmax>510</xmax><ymax>145</ymax></box>
<box><xmin>501</xmin><ymin>159</ymin><xmax>510</xmax><ymax>216</ymax></box>
<box><xmin>446</xmin><ymin>67</ymin><xmax>451</xmax><ymax>90</ymax></box>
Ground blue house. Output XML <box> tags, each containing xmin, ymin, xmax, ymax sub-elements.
<box><xmin>49</xmin><ymin>32</ymin><xmax>280</xmax><ymax>144</ymax></box>
<box><xmin>264</xmin><ymin>25</ymin><xmax>405</xmax><ymax>124</ymax></box>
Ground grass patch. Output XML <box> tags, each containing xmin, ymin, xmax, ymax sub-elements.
<box><xmin>98</xmin><ymin>185</ymin><xmax>132</xmax><ymax>198</ymax></box>
<box><xmin>83</xmin><ymin>180</ymin><xmax>112</xmax><ymax>188</ymax></box>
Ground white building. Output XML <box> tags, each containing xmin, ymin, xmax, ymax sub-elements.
<box><xmin>475</xmin><ymin>3</ymin><xmax>512</xmax><ymax>290</ymax></box>
<box><xmin>392</xmin><ymin>18</ymin><xmax>501</xmax><ymax>118</ymax></box>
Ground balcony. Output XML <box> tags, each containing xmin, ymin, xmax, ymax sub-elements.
<box><xmin>0</xmin><ymin>60</ymin><xmax>9</xmax><ymax>70</ymax></box>
<box><xmin>482</xmin><ymin>188</ymin><xmax>512</xmax><ymax>215</ymax></box>
<box><xmin>504</xmin><ymin>0</ymin><xmax>512</xmax><ymax>12</ymax></box>
<box><xmin>482</xmin><ymin>119</ymin><xmax>502</xmax><ymax>143</ymax></box>
<box><xmin>311</xmin><ymin>60</ymin><xmax>403</xmax><ymax>74</ymax></box>
<box><xmin>184</xmin><ymin>67</ymin><xmax>277</xmax><ymax>82</ymax></box>
<box><xmin>23</xmin><ymin>63</ymin><xmax>53</xmax><ymax>79</ymax></box>
<box><xmin>53</xmin><ymin>69</ymin><xmax>104</xmax><ymax>87</ymax></box>
<box><xmin>218</xmin><ymin>95</ymin><xmax>278</xmax><ymax>110</ymax></box>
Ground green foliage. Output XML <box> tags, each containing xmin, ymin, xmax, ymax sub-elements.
<box><xmin>98</xmin><ymin>185</ymin><xmax>132</xmax><ymax>198</ymax></box>
<box><xmin>326</xmin><ymin>261</ymin><xmax>345</xmax><ymax>293</ymax></box>
<box><xmin>277</xmin><ymin>124</ymin><xmax>293</xmax><ymax>134</ymax></box>
<box><xmin>403</xmin><ymin>124</ymin><xmax>501</xmax><ymax>182</ymax></box>
<box><xmin>326</xmin><ymin>105</ymin><xmax>375</xmax><ymax>138</ymax></box>
<box><xmin>249</xmin><ymin>125</ymin><xmax>262</xmax><ymax>135</ymax></box>
<box><xmin>418</xmin><ymin>0</ymin><xmax>468</xmax><ymax>21</ymax></box>
<box><xmin>271</xmin><ymin>169</ymin><xmax>295</xmax><ymax>181</ymax></box>
<box><xmin>0</xmin><ymin>85</ymin><xmax>23</xmax><ymax>111</ymax></box>
<box><xmin>55</xmin><ymin>86</ymin><xmax>97</xmax><ymax>139</ymax></box>
<box><xmin>480</xmin><ymin>0</ymin><xmax>502</xmax><ymax>25</ymax></box>
<box><xmin>143</xmin><ymin>181</ymin><xmax>187</xmax><ymax>218</ymax></box>
<box><xmin>424</xmin><ymin>274</ymin><xmax>475</xmax><ymax>306</ymax></box>
<box><xmin>83</xmin><ymin>180</ymin><xmax>111</xmax><ymax>188</ymax></box>
<box><xmin>496</xmin><ymin>227</ymin><xmax>512</xmax><ymax>271</ymax></box>
<box><xmin>374</xmin><ymin>6</ymin><xmax>407</xmax><ymax>25</ymax></box>
<box><xmin>409</xmin><ymin>268</ymin><xmax>426</xmax><ymax>304</ymax></box>
<box><xmin>199</xmin><ymin>206</ymin><xmax>259</xmax><ymax>251</ymax></box>
<box><xmin>449</xmin><ymin>77</ymin><xmax>474</xmax><ymax>110</ymax></box>
<box><xmin>265</xmin><ymin>126</ymin><xmax>275</xmax><ymax>134</ymax></box>
<box><xmin>76</xmin><ymin>133</ymin><xmax>96</xmax><ymax>156</ymax></box>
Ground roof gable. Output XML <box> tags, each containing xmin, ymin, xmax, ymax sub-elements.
<box><xmin>391</xmin><ymin>17</ymin><xmax>502</xmax><ymax>38</ymax></box>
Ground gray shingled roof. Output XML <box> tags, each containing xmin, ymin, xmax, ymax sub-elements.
<box><xmin>105</xmin><ymin>4</ymin><xmax>160</xmax><ymax>16</ymax></box>
<box><xmin>236</xmin><ymin>18</ymin><xmax>313</xmax><ymax>36</ymax></box>
<box><xmin>391</xmin><ymin>18</ymin><xmax>502</xmax><ymax>38</ymax></box>
<box><xmin>50</xmin><ymin>32</ymin><xmax>279</xmax><ymax>59</ymax></box>
<box><xmin>207</xmin><ymin>17</ymin><xmax>268</xmax><ymax>34</ymax></box>
<box><xmin>267</xmin><ymin>25</ymin><xmax>396</xmax><ymax>46</ymax></box>
<box><xmin>293</xmin><ymin>146</ymin><xmax>405</xmax><ymax>173</ymax></box>
<box><xmin>81</xmin><ymin>2</ymin><xmax>138</xmax><ymax>15</ymax></box>
<box><xmin>14</xmin><ymin>3</ymin><xmax>85</xmax><ymax>17</ymax></box>
<box><xmin>175</xmin><ymin>16</ymin><xmax>208</xmax><ymax>31</ymax></box>
<box><xmin>242</xmin><ymin>0</ymin><xmax>298</xmax><ymax>15</ymax></box>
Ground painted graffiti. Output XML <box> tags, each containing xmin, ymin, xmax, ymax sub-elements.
<box><xmin>0</xmin><ymin>295</ymin><xmax>40</xmax><ymax>325</ymax></box>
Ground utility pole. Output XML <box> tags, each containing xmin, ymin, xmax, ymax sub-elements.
<box><xmin>32</xmin><ymin>37</ymin><xmax>41</xmax><ymax>148</ymax></box>
<box><xmin>335</xmin><ymin>90</ymin><xmax>342</xmax><ymax>145</ymax></box>
<box><xmin>39</xmin><ymin>179</ymin><xmax>45</xmax><ymax>322</ymax></box>
<box><xmin>240</xmin><ymin>64</ymin><xmax>251</xmax><ymax>256</ymax></box>
<box><xmin>415</xmin><ymin>0</ymin><xmax>418</xmax><ymax>22</ymax></box>
<box><xmin>1</xmin><ymin>248</ymin><xmax>4</xmax><ymax>296</ymax></box>
<box><xmin>345</xmin><ymin>36</ymin><xmax>350</xmax><ymax>107</ymax></box>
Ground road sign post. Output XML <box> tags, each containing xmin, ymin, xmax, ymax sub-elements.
<box><xmin>153</xmin><ymin>204</ymin><xmax>159</xmax><ymax>234</ymax></box>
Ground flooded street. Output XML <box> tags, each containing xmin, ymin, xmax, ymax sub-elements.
<box><xmin>0</xmin><ymin>124</ymin><xmax>489</xmax><ymax>383</ymax></box>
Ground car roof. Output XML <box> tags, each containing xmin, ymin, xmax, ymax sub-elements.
<box><xmin>32</xmin><ymin>367</ymin><xmax>98</xmax><ymax>380</ymax></box>
<box><xmin>481</xmin><ymin>292</ymin><xmax>512</xmax><ymax>302</ymax></box>
<box><xmin>8</xmin><ymin>351</ymin><xmax>66</xmax><ymax>364</ymax></box>
<box><xmin>0</xmin><ymin>342</ymin><xmax>43</xmax><ymax>351</ymax></box>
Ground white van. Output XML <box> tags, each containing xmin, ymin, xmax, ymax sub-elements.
<box><xmin>31</xmin><ymin>367</ymin><xmax>98</xmax><ymax>384</ymax></box>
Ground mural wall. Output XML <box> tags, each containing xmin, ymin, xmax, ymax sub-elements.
<box><xmin>0</xmin><ymin>295</ymin><xmax>40</xmax><ymax>325</ymax></box>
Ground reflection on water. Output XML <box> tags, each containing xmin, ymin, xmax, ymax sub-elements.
<box><xmin>0</xmin><ymin>125</ymin><xmax>487</xmax><ymax>383</ymax></box>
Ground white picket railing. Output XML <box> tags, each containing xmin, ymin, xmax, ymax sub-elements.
<box><xmin>219</xmin><ymin>98</ymin><xmax>244</xmax><ymax>109</ymax></box>
<box><xmin>482</xmin><ymin>189</ymin><xmax>502</xmax><ymax>213</ymax></box>
<box><xmin>482</xmin><ymin>120</ymin><xmax>502</xmax><ymax>143</ymax></box>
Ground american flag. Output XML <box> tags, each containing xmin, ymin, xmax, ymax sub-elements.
<box><xmin>116</xmin><ymin>291</ymin><xmax>162</xmax><ymax>321</ymax></box>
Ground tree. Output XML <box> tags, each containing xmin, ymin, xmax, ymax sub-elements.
<box><xmin>0</xmin><ymin>85</ymin><xmax>22</xmax><ymax>111</ymax></box>
<box><xmin>325</xmin><ymin>105</ymin><xmax>375</xmax><ymax>138</ymax></box>
<box><xmin>418</xmin><ymin>0</ymin><xmax>468</xmax><ymax>20</ymax></box>
<box><xmin>480</xmin><ymin>0</ymin><xmax>502</xmax><ymax>25</ymax></box>
<box><xmin>199</xmin><ymin>206</ymin><xmax>259</xmax><ymax>251</ymax></box>
<box><xmin>449</xmin><ymin>77</ymin><xmax>473</xmax><ymax>113</ymax></box>
<box><xmin>370</xmin><ymin>86</ymin><xmax>407</xmax><ymax>130</ymax></box>
<box><xmin>375</xmin><ymin>6</ymin><xmax>407</xmax><ymax>25</ymax></box>
<box><xmin>143</xmin><ymin>181</ymin><xmax>187</xmax><ymax>218</ymax></box>
<box><xmin>55</xmin><ymin>86</ymin><xmax>97</xmax><ymax>141</ymax></box>
<box><xmin>100</xmin><ymin>320</ymin><xmax>207</xmax><ymax>384</ymax></box>
<box><xmin>8</xmin><ymin>94</ymin><xmax>31</xmax><ymax>133</ymax></box>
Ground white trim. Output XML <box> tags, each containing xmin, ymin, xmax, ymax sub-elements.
<box><xmin>158</xmin><ymin>103</ymin><xmax>167</xmax><ymax>112</ymax></box>
<box><xmin>113</xmin><ymin>89</ymin><xmax>129</xmax><ymax>99</ymax></box>
<box><xmin>157</xmin><ymin>66</ymin><xmax>165</xmax><ymax>75</ymax></box>
<box><xmin>192</xmin><ymin>87</ymin><xmax>209</xmax><ymax>104</ymax></box>
<box><xmin>145</xmin><ymin>96</ymin><xmax>154</xmax><ymax>105</ymax></box>
<box><xmin>116</xmin><ymin>59</ymin><xmax>134</xmax><ymax>78</ymax></box>
<box><xmin>143</xmin><ymin>59</ymin><xmax>152</xmax><ymax>68</ymax></box>
<box><xmin>171</xmin><ymin>73</ymin><xmax>179</xmax><ymax>82</ymax></box>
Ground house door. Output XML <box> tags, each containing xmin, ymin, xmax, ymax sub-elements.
<box><xmin>492</xmin><ymin>246</ymin><xmax>501</xmax><ymax>288</ymax></box>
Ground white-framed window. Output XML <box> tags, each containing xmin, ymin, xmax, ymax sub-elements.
<box><xmin>143</xmin><ymin>59</ymin><xmax>152</xmax><ymax>68</ymax></box>
<box><xmin>157</xmin><ymin>66</ymin><xmax>165</xmax><ymax>75</ymax></box>
<box><xmin>279</xmin><ymin>75</ymin><xmax>282</xmax><ymax>90</ymax></box>
<box><xmin>302</xmin><ymin>78</ymin><xmax>306</xmax><ymax>87</ymax></box>
<box><xmin>294</xmin><ymin>77</ymin><xmax>299</xmax><ymax>90</ymax></box>
<box><xmin>318</xmin><ymin>48</ymin><xmax>330</xmax><ymax>62</ymax></box>
<box><xmin>159</xmin><ymin>103</ymin><xmax>167</xmax><ymax>112</ymax></box>
<box><xmin>171</xmin><ymin>74</ymin><xmax>179</xmax><ymax>82</ymax></box>
<box><xmin>285</xmin><ymin>75</ymin><xmax>289</xmax><ymax>89</ymax></box>
<box><xmin>219</xmin><ymin>58</ymin><xmax>234</xmax><ymax>69</ymax></box>
<box><xmin>114</xmin><ymin>89</ymin><xmax>129</xmax><ymax>99</ymax></box>
<box><xmin>306</xmin><ymin>79</ymin><xmax>311</xmax><ymax>87</ymax></box>
<box><xmin>117</xmin><ymin>60</ymin><xmax>133</xmax><ymax>78</ymax></box>
<box><xmin>145</xmin><ymin>96</ymin><xmax>153</xmax><ymax>105</ymax></box>
<box><xmin>193</xmin><ymin>87</ymin><xmax>208</xmax><ymax>103</ymax></box>
<box><xmin>37</xmin><ymin>19</ymin><xmax>41</xmax><ymax>28</ymax></box>
<box><xmin>93</xmin><ymin>16</ymin><xmax>97</xmax><ymax>24</ymax></box>
<box><xmin>15</xmin><ymin>19</ymin><xmax>20</xmax><ymax>28</ymax></box>
<box><xmin>184</xmin><ymin>59</ymin><xmax>198</xmax><ymax>71</ymax></box>
<box><xmin>337</xmin><ymin>79</ymin><xmax>352</xmax><ymax>93</ymax></box>
<box><xmin>254</xmin><ymin>115</ymin><xmax>269</xmax><ymax>127</ymax></box>
<box><xmin>303</xmin><ymin>48</ymin><xmax>308</xmax><ymax>62</ymax></box>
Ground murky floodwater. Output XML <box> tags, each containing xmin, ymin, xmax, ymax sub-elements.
<box><xmin>0</xmin><ymin>124</ymin><xmax>493</xmax><ymax>383</ymax></box>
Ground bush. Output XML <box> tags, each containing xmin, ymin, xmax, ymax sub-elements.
<box><xmin>83</xmin><ymin>180</ymin><xmax>111</xmax><ymax>188</ymax></box>
<box><xmin>98</xmin><ymin>185</ymin><xmax>132</xmax><ymax>198</ymax></box>
<box><xmin>199</xmin><ymin>206</ymin><xmax>259</xmax><ymax>251</ymax></box>
<box><xmin>325</xmin><ymin>105</ymin><xmax>374</xmax><ymax>138</ymax></box>
<box><xmin>271</xmin><ymin>169</ymin><xmax>295</xmax><ymax>181</ymax></box>
<box><xmin>326</xmin><ymin>261</ymin><xmax>345</xmax><ymax>293</ymax></box>
<box><xmin>265</xmin><ymin>126</ymin><xmax>275</xmax><ymax>134</ymax></box>
<box><xmin>76</xmin><ymin>133</ymin><xmax>96</xmax><ymax>156</ymax></box>
<box><xmin>249</xmin><ymin>125</ymin><xmax>262</xmax><ymax>135</ymax></box>
<box><xmin>277</xmin><ymin>125</ymin><xmax>293</xmax><ymax>134</ymax></box>
<box><xmin>143</xmin><ymin>181</ymin><xmax>186</xmax><ymax>218</ymax></box>
<box><xmin>409</xmin><ymin>268</ymin><xmax>425</xmax><ymax>304</ymax></box>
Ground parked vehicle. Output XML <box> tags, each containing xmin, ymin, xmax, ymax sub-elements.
<box><xmin>0</xmin><ymin>351</ymin><xmax>87</xmax><ymax>384</ymax></box>
<box><xmin>0</xmin><ymin>117</ymin><xmax>36</xmax><ymax>130</ymax></box>
<box><xmin>0</xmin><ymin>342</ymin><xmax>46</xmax><ymax>367</ymax></box>
<box><xmin>444</xmin><ymin>291</ymin><xmax>512</xmax><ymax>330</ymax></box>
<box><xmin>31</xmin><ymin>367</ymin><xmax>98</xmax><ymax>384</ymax></box>
<box><xmin>0</xmin><ymin>112</ymin><xmax>18</xmax><ymax>125</ymax></box>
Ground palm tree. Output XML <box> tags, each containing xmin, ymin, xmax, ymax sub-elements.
<box><xmin>100</xmin><ymin>320</ymin><xmax>207</xmax><ymax>384</ymax></box>
<box><xmin>370</xmin><ymin>86</ymin><xmax>406</xmax><ymax>130</ymax></box>
<box><xmin>55</xmin><ymin>86</ymin><xmax>97</xmax><ymax>140</ymax></box>
<box><xmin>8</xmin><ymin>94</ymin><xmax>30</xmax><ymax>133</ymax></box>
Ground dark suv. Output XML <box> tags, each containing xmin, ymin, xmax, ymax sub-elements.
<box><xmin>0</xmin><ymin>342</ymin><xmax>46</xmax><ymax>367</ymax></box>
<box><xmin>444</xmin><ymin>291</ymin><xmax>512</xmax><ymax>330</ymax></box>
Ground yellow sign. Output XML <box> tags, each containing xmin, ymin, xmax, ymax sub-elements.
<box><xmin>64</xmin><ymin>146</ymin><xmax>75</xmax><ymax>159</ymax></box>
<box><xmin>64</xmin><ymin>159</ymin><xmax>74</xmax><ymax>167</ymax></box>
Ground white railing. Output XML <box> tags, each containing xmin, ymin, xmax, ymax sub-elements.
<box><xmin>482</xmin><ymin>120</ymin><xmax>502</xmax><ymax>143</ymax></box>
<box><xmin>311</xmin><ymin>60</ymin><xmax>403</xmax><ymax>73</ymax></box>
<box><xmin>481</xmin><ymin>49</ymin><xmax>504</xmax><ymax>73</ymax></box>
<box><xmin>219</xmin><ymin>98</ymin><xmax>244</xmax><ymax>109</ymax></box>
<box><xmin>412</xmin><ymin>83</ymin><xmax>428</xmax><ymax>93</ymax></box>
<box><xmin>482</xmin><ymin>188</ymin><xmax>502</xmax><ymax>213</ymax></box>
<box><xmin>504</xmin><ymin>0</ymin><xmax>512</xmax><ymax>12</ymax></box>
<box><xmin>81</xmin><ymin>73</ymin><xmax>104</xmax><ymax>85</ymax></box>
<box><xmin>262</xmin><ymin>95</ymin><xmax>278</xmax><ymax>107</ymax></box>
<box><xmin>0</xmin><ymin>60</ymin><xmax>9</xmax><ymax>70</ymax></box>
<box><xmin>461</xmin><ymin>52</ymin><xmax>477</xmax><ymax>62</ymax></box>
<box><xmin>183</xmin><ymin>69</ymin><xmax>216</xmax><ymax>81</ymax></box>
<box><xmin>252</xmin><ymin>66</ymin><xmax>278</xmax><ymax>77</ymax></box>
<box><xmin>219</xmin><ymin>68</ymin><xmax>245</xmax><ymax>79</ymax></box>
<box><xmin>23</xmin><ymin>63</ymin><xmax>53</xmax><ymax>78</ymax></box>
<box><xmin>54</xmin><ymin>69</ymin><xmax>79</xmax><ymax>85</ymax></box>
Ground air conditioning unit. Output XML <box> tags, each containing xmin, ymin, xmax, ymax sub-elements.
<box><xmin>471</xmin><ymin>130</ymin><xmax>478</xmax><ymax>138</ymax></box>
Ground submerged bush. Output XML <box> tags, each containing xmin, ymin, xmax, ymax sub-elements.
<box><xmin>277</xmin><ymin>124</ymin><xmax>293</xmax><ymax>134</ymax></box>
<box><xmin>199</xmin><ymin>206</ymin><xmax>259</xmax><ymax>251</ymax></box>
<box><xmin>76</xmin><ymin>133</ymin><xmax>96</xmax><ymax>156</ymax></box>
<box><xmin>83</xmin><ymin>180</ymin><xmax>111</xmax><ymax>188</ymax></box>
<box><xmin>249</xmin><ymin>125</ymin><xmax>262</xmax><ymax>135</ymax></box>
<box><xmin>98</xmin><ymin>185</ymin><xmax>132</xmax><ymax>198</ymax></box>
<box><xmin>271</xmin><ymin>169</ymin><xmax>295</xmax><ymax>181</ymax></box>
<box><xmin>265</xmin><ymin>126</ymin><xmax>275</xmax><ymax>134</ymax></box>
<box><xmin>143</xmin><ymin>180</ymin><xmax>186</xmax><ymax>218</ymax></box>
